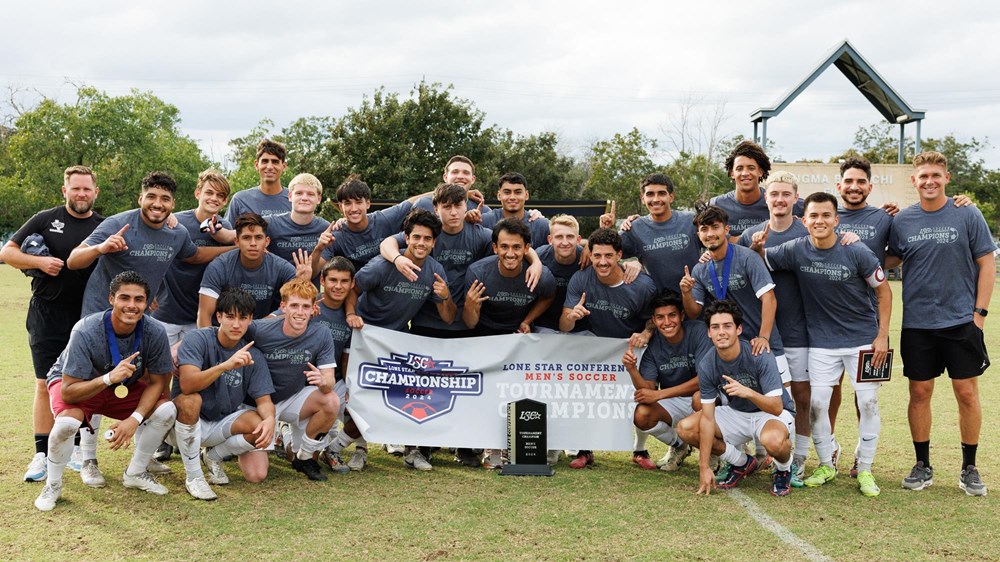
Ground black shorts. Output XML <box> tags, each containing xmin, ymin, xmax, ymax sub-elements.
<box><xmin>901</xmin><ymin>322</ymin><xmax>990</xmax><ymax>381</ymax></box>
<box><xmin>26</xmin><ymin>297</ymin><xmax>80</xmax><ymax>380</ymax></box>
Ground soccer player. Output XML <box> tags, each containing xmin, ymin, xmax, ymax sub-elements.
<box><xmin>198</xmin><ymin>213</ymin><xmax>306</xmax><ymax>325</ymax></box>
<box><xmin>224</xmin><ymin>138</ymin><xmax>291</xmax><ymax>222</ymax></box>
<box><xmin>888</xmin><ymin>151</ymin><xmax>996</xmax><ymax>496</ymax></box>
<box><xmin>413</xmin><ymin>155</ymin><xmax>490</xmax><ymax>221</ymax></box>
<box><xmin>246</xmin><ymin>278</ymin><xmax>340</xmax><ymax>481</ymax></box>
<box><xmin>2</xmin><ymin>165</ymin><xmax>104</xmax><ymax>483</ymax></box>
<box><xmin>34</xmin><ymin>271</ymin><xmax>178</xmax><ymax>511</ymax></box>
<box><xmin>480</xmin><ymin>172</ymin><xmax>550</xmax><ymax>248</ymax></box>
<box><xmin>710</xmin><ymin>140</ymin><xmax>803</xmax><ymax>241</ymax></box>
<box><xmin>622</xmin><ymin>291</ymin><xmax>713</xmax><ymax>471</ymax></box>
<box><xmin>534</xmin><ymin>214</ymin><xmax>590</xmax><ymax>335</ymax></box>
<box><xmin>264</xmin><ymin>173</ymin><xmax>331</xmax><ymax>267</ymax></box>
<box><xmin>172</xmin><ymin>287</ymin><xmax>275</xmax><ymax>500</ymax></box>
<box><xmin>677</xmin><ymin>300</ymin><xmax>795</xmax><ymax>497</ymax></box>
<box><xmin>68</xmin><ymin>171</ymin><xmax>233</xmax><ymax>317</ymax></box>
<box><xmin>758</xmin><ymin>192</ymin><xmax>891</xmax><ymax>497</ymax></box>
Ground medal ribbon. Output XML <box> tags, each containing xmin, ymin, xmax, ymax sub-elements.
<box><xmin>708</xmin><ymin>244</ymin><xmax>735</xmax><ymax>300</ymax></box>
<box><xmin>104</xmin><ymin>310</ymin><xmax>143</xmax><ymax>388</ymax></box>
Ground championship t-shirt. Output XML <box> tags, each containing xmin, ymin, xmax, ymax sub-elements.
<box><xmin>837</xmin><ymin>205</ymin><xmax>892</xmax><ymax>264</ymax></box>
<box><xmin>464</xmin><ymin>255</ymin><xmax>556</xmax><ymax>332</ymax></box>
<box><xmin>639</xmin><ymin>320</ymin><xmax>713</xmax><ymax>389</ymax></box>
<box><xmin>534</xmin><ymin>244</ymin><xmax>589</xmax><ymax>332</ymax></box>
<box><xmin>224</xmin><ymin>186</ymin><xmax>290</xmax><ymax>223</ymax></box>
<box><xmin>200</xmin><ymin>251</ymin><xmax>296</xmax><ymax>319</ymax></box>
<box><xmin>621</xmin><ymin>212</ymin><xmax>701</xmax><ymax>293</ymax></box>
<box><xmin>564</xmin><ymin>268</ymin><xmax>656</xmax><ymax>338</ymax></box>
<box><xmin>697</xmin><ymin>340</ymin><xmax>795</xmax><ymax>414</ymax></box>
<box><xmin>710</xmin><ymin>188</ymin><xmax>805</xmax><ymax>237</ymax></box>
<box><xmin>738</xmin><ymin>220</ymin><xmax>809</xmax><ymax>348</ymax></box>
<box><xmin>480</xmin><ymin>210</ymin><xmax>550</xmax><ymax>248</ymax></box>
<box><xmin>10</xmin><ymin>206</ymin><xmax>104</xmax><ymax>304</ymax></box>
<box><xmin>356</xmin><ymin>255</ymin><xmax>449</xmax><ymax>332</ymax></box>
<box><xmin>155</xmin><ymin>210</ymin><xmax>233</xmax><ymax>325</ymax></box>
<box><xmin>245</xmin><ymin>317</ymin><xmax>337</xmax><ymax>403</ymax></box>
<box><xmin>265</xmin><ymin>213</ymin><xmax>331</xmax><ymax>265</ymax></box>
<box><xmin>321</xmin><ymin>202</ymin><xmax>412</xmax><ymax>270</ymax></box>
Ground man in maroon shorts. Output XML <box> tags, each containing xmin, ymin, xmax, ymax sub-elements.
<box><xmin>35</xmin><ymin>271</ymin><xmax>177</xmax><ymax>511</ymax></box>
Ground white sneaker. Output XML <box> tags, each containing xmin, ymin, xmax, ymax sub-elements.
<box><xmin>404</xmin><ymin>449</ymin><xmax>432</xmax><ymax>471</ymax></box>
<box><xmin>547</xmin><ymin>449</ymin><xmax>561</xmax><ymax>465</ymax></box>
<box><xmin>482</xmin><ymin>449</ymin><xmax>504</xmax><ymax>470</ymax></box>
<box><xmin>831</xmin><ymin>437</ymin><xmax>842</xmax><ymax>473</ymax></box>
<box><xmin>80</xmin><ymin>459</ymin><xmax>106</xmax><ymax>488</ymax></box>
<box><xmin>122</xmin><ymin>471</ymin><xmax>168</xmax><ymax>495</ymax></box>
<box><xmin>147</xmin><ymin>458</ymin><xmax>172</xmax><ymax>475</ymax></box>
<box><xmin>67</xmin><ymin>446</ymin><xmax>83</xmax><ymax>472</ymax></box>
<box><xmin>202</xmin><ymin>449</ymin><xmax>230</xmax><ymax>485</ymax></box>
<box><xmin>659</xmin><ymin>443</ymin><xmax>692</xmax><ymax>472</ymax></box>
<box><xmin>185</xmin><ymin>476</ymin><xmax>218</xmax><ymax>501</ymax></box>
<box><xmin>385</xmin><ymin>444</ymin><xmax>406</xmax><ymax>456</ymax></box>
<box><xmin>347</xmin><ymin>448</ymin><xmax>368</xmax><ymax>471</ymax></box>
<box><xmin>24</xmin><ymin>452</ymin><xmax>47</xmax><ymax>482</ymax></box>
<box><xmin>34</xmin><ymin>481</ymin><xmax>62</xmax><ymax>511</ymax></box>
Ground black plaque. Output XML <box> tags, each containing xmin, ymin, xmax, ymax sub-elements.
<box><xmin>857</xmin><ymin>349</ymin><xmax>893</xmax><ymax>383</ymax></box>
<box><xmin>499</xmin><ymin>399</ymin><xmax>554</xmax><ymax>476</ymax></box>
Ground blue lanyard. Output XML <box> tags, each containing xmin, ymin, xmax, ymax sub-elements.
<box><xmin>708</xmin><ymin>244</ymin><xmax>735</xmax><ymax>300</ymax></box>
<box><xmin>104</xmin><ymin>310</ymin><xmax>143</xmax><ymax>387</ymax></box>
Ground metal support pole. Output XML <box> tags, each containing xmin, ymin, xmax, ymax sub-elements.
<box><xmin>898</xmin><ymin>123</ymin><xmax>905</xmax><ymax>164</ymax></box>
<box><xmin>753</xmin><ymin>122</ymin><xmax>759</xmax><ymax>144</ymax></box>
<box><xmin>761</xmin><ymin>119</ymin><xmax>768</xmax><ymax>151</ymax></box>
<box><xmin>915</xmin><ymin>120</ymin><xmax>922</xmax><ymax>155</ymax></box>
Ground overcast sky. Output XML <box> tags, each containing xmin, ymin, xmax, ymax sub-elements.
<box><xmin>3</xmin><ymin>1</ymin><xmax>1000</xmax><ymax>171</ymax></box>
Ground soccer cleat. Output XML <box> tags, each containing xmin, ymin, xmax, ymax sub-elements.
<box><xmin>347</xmin><ymin>447</ymin><xmax>368</xmax><ymax>471</ymax></box>
<box><xmin>771</xmin><ymin>469</ymin><xmax>792</xmax><ymax>496</ymax></box>
<box><xmin>631</xmin><ymin>450</ymin><xmax>656</xmax><ymax>470</ymax></box>
<box><xmin>660</xmin><ymin>444</ymin><xmax>692</xmax><ymax>472</ymax></box>
<box><xmin>901</xmin><ymin>461</ymin><xmax>933</xmax><ymax>491</ymax></box>
<box><xmin>147</xmin><ymin>458</ymin><xmax>172</xmax><ymax>475</ymax></box>
<box><xmin>123</xmin><ymin>471</ymin><xmax>169</xmax><ymax>495</ymax></box>
<box><xmin>754</xmin><ymin>453</ymin><xmax>774</xmax><ymax>474</ymax></box>
<box><xmin>959</xmin><ymin>465</ymin><xmax>988</xmax><ymax>497</ymax></box>
<box><xmin>185</xmin><ymin>476</ymin><xmax>218</xmax><ymax>501</ymax></box>
<box><xmin>80</xmin><ymin>459</ymin><xmax>106</xmax><ymax>488</ymax></box>
<box><xmin>67</xmin><ymin>446</ymin><xmax>83</xmax><ymax>472</ymax></box>
<box><xmin>404</xmin><ymin>449</ymin><xmax>432</xmax><ymax>471</ymax></box>
<box><xmin>717</xmin><ymin>456</ymin><xmax>759</xmax><ymax>490</ymax></box>
<box><xmin>153</xmin><ymin>442</ymin><xmax>173</xmax><ymax>462</ymax></box>
<box><xmin>857</xmin><ymin>470</ymin><xmax>880</xmax><ymax>497</ymax></box>
<box><xmin>831</xmin><ymin>438</ymin><xmax>842</xmax><ymax>474</ymax></box>
<box><xmin>850</xmin><ymin>457</ymin><xmax>859</xmax><ymax>478</ymax></box>
<box><xmin>385</xmin><ymin>444</ymin><xmax>406</xmax><ymax>456</ymax></box>
<box><xmin>24</xmin><ymin>453</ymin><xmax>47</xmax><ymax>482</ymax></box>
<box><xmin>790</xmin><ymin>461</ymin><xmax>806</xmax><ymax>488</ymax></box>
<box><xmin>292</xmin><ymin>457</ymin><xmax>328</xmax><ymax>481</ymax></box>
<box><xmin>569</xmin><ymin>450</ymin><xmax>595</xmax><ymax>469</ymax></box>
<box><xmin>320</xmin><ymin>449</ymin><xmax>346</xmax><ymax>470</ymax></box>
<box><xmin>454</xmin><ymin>448</ymin><xmax>481</xmax><ymax>468</ymax></box>
<box><xmin>547</xmin><ymin>449</ymin><xmax>561</xmax><ymax>465</ymax></box>
<box><xmin>714</xmin><ymin>461</ymin><xmax>733</xmax><ymax>483</ymax></box>
<box><xmin>202</xmin><ymin>449</ymin><xmax>230</xmax><ymax>485</ymax></box>
<box><xmin>34</xmin><ymin>481</ymin><xmax>62</xmax><ymax>512</ymax></box>
<box><xmin>482</xmin><ymin>449</ymin><xmax>504</xmax><ymax>470</ymax></box>
<box><xmin>803</xmin><ymin>465</ymin><xmax>836</xmax><ymax>487</ymax></box>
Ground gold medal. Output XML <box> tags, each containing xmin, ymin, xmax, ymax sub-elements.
<box><xmin>114</xmin><ymin>385</ymin><xmax>129</xmax><ymax>399</ymax></box>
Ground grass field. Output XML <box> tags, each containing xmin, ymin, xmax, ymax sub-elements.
<box><xmin>0</xmin><ymin>266</ymin><xmax>997</xmax><ymax>561</ymax></box>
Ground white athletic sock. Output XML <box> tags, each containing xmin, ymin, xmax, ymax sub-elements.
<box><xmin>329</xmin><ymin>431</ymin><xmax>355</xmax><ymax>454</ymax></box>
<box><xmin>207</xmin><ymin>434</ymin><xmax>256</xmax><ymax>461</ymax></box>
<box><xmin>721</xmin><ymin>443</ymin><xmax>748</xmax><ymax>466</ymax></box>
<box><xmin>856</xmin><ymin>388</ymin><xmax>881</xmax><ymax>472</ymax></box>
<box><xmin>633</xmin><ymin>428</ymin><xmax>649</xmax><ymax>452</ymax></box>
<box><xmin>755</xmin><ymin>442</ymin><xmax>767</xmax><ymax>458</ymax></box>
<box><xmin>127</xmin><ymin>402</ymin><xmax>177</xmax><ymax>476</ymax></box>
<box><xmin>810</xmin><ymin>385</ymin><xmax>834</xmax><ymax>466</ymax></box>
<box><xmin>80</xmin><ymin>414</ymin><xmax>101</xmax><ymax>461</ymax></box>
<box><xmin>794</xmin><ymin>433</ymin><xmax>811</xmax><ymax>464</ymax></box>
<box><xmin>297</xmin><ymin>434</ymin><xmax>324</xmax><ymax>460</ymax></box>
<box><xmin>646</xmin><ymin>421</ymin><xmax>683</xmax><ymax>448</ymax></box>
<box><xmin>289</xmin><ymin>423</ymin><xmax>305</xmax><ymax>453</ymax></box>
<box><xmin>47</xmin><ymin>417</ymin><xmax>81</xmax><ymax>484</ymax></box>
<box><xmin>174</xmin><ymin>421</ymin><xmax>203</xmax><ymax>479</ymax></box>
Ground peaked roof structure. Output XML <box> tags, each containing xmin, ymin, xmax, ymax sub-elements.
<box><xmin>751</xmin><ymin>40</ymin><xmax>925</xmax><ymax>163</ymax></box>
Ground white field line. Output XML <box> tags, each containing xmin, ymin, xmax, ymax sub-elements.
<box><xmin>728</xmin><ymin>489</ymin><xmax>834</xmax><ymax>562</ymax></box>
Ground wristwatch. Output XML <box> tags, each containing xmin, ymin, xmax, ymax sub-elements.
<box><xmin>974</xmin><ymin>308</ymin><xmax>989</xmax><ymax>317</ymax></box>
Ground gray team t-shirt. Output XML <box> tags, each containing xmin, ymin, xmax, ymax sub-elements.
<box><xmin>321</xmin><ymin>202</ymin><xmax>412</xmax><ymax>270</ymax></box>
<box><xmin>464</xmin><ymin>255</ymin><xmax>556</xmax><ymax>332</ymax></box>
<box><xmin>738</xmin><ymin>220</ymin><xmax>809</xmax><ymax>348</ymax></box>
<box><xmin>265</xmin><ymin>213</ymin><xmax>331</xmax><ymax>265</ymax></box>
<box><xmin>534</xmin><ymin>244</ymin><xmax>589</xmax><ymax>333</ymax></box>
<box><xmin>155</xmin><ymin>210</ymin><xmax>233</xmax><ymax>326</ymax></box>
<box><xmin>481</xmin><ymin>210</ymin><xmax>550</xmax><ymax>248</ymax></box>
<box><xmin>639</xmin><ymin>320</ymin><xmax>713</xmax><ymax>390</ymax></box>
<box><xmin>766</xmin><ymin>235</ymin><xmax>883</xmax><ymax>348</ymax></box>
<box><xmin>81</xmin><ymin>209</ymin><xmax>198</xmax><ymax>316</ymax></box>
<box><xmin>175</xmin><ymin>327</ymin><xmax>274</xmax><ymax>421</ymax></box>
<box><xmin>245</xmin><ymin>317</ymin><xmax>337</xmax><ymax>403</ymax></box>
<box><xmin>414</xmin><ymin>197</ymin><xmax>486</xmax><ymax>215</ymax></box>
<box><xmin>564</xmin><ymin>268</ymin><xmax>656</xmax><ymax>338</ymax></box>
<box><xmin>621</xmin><ymin>212</ymin><xmax>701</xmax><ymax>293</ymax></box>
<box><xmin>356</xmin><ymin>255</ymin><xmax>448</xmax><ymax>332</ymax></box>
<box><xmin>697</xmin><ymin>340</ymin><xmax>795</xmax><ymax>414</ymax></box>
<box><xmin>691</xmin><ymin>243</ymin><xmax>783</xmax><ymax>354</ymax></box>
<box><xmin>48</xmin><ymin>311</ymin><xmax>173</xmax><ymax>387</ymax></box>
<box><xmin>200</xmin><ymin>251</ymin><xmax>296</xmax><ymax>319</ymax></box>
<box><xmin>224</xmin><ymin>186</ymin><xmax>290</xmax><ymax>223</ymax></box>
<box><xmin>888</xmin><ymin>200</ymin><xmax>997</xmax><ymax>330</ymax></box>
<box><xmin>710</xmin><ymin>188</ymin><xmax>805</xmax><ymax>237</ymax></box>
<box><xmin>837</xmin><ymin>205</ymin><xmax>892</xmax><ymax>264</ymax></box>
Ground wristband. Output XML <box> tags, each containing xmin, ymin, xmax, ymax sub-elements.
<box><xmin>102</xmin><ymin>373</ymin><xmax>112</xmax><ymax>386</ymax></box>
<box><xmin>130</xmin><ymin>412</ymin><xmax>144</xmax><ymax>424</ymax></box>
<box><xmin>392</xmin><ymin>255</ymin><xmax>402</xmax><ymax>264</ymax></box>
<box><xmin>346</xmin><ymin>312</ymin><xmax>358</xmax><ymax>318</ymax></box>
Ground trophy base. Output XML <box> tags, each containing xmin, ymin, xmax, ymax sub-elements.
<box><xmin>499</xmin><ymin>464</ymin><xmax>555</xmax><ymax>477</ymax></box>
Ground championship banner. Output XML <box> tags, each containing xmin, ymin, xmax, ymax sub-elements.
<box><xmin>345</xmin><ymin>326</ymin><xmax>638</xmax><ymax>450</ymax></box>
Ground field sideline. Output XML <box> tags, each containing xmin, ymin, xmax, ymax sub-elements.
<box><xmin>0</xmin><ymin>266</ymin><xmax>996</xmax><ymax>561</ymax></box>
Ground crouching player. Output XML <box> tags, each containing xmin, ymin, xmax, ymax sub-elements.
<box><xmin>623</xmin><ymin>290</ymin><xmax>713</xmax><ymax>471</ymax></box>
<box><xmin>173</xmin><ymin>287</ymin><xmax>275</xmax><ymax>500</ymax></box>
<box><xmin>678</xmin><ymin>300</ymin><xmax>796</xmax><ymax>496</ymax></box>
<box><xmin>35</xmin><ymin>271</ymin><xmax>177</xmax><ymax>511</ymax></box>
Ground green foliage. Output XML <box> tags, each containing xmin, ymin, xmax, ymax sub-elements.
<box><xmin>663</xmin><ymin>151</ymin><xmax>731</xmax><ymax>209</ymax></box>
<box><xmin>583</xmin><ymin>128</ymin><xmax>658</xmax><ymax>218</ymax></box>
<box><xmin>225</xmin><ymin>118</ymin><xmax>281</xmax><ymax>194</ymax></box>
<box><xmin>482</xmin><ymin>131</ymin><xmax>578</xmax><ymax>200</ymax></box>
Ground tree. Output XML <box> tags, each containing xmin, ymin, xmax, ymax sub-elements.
<box><xmin>482</xmin><ymin>131</ymin><xmax>577</xmax><ymax>200</ymax></box>
<box><xmin>582</xmin><ymin>128</ymin><xmax>658</xmax><ymax>218</ymax></box>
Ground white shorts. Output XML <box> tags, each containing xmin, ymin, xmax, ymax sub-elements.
<box><xmin>200</xmin><ymin>409</ymin><xmax>253</xmax><ymax>448</ymax></box>
<box><xmin>784</xmin><ymin>347</ymin><xmax>809</xmax><ymax>383</ymax></box>
<box><xmin>808</xmin><ymin>346</ymin><xmax>881</xmax><ymax>392</ymax></box>
<box><xmin>334</xmin><ymin>379</ymin><xmax>348</xmax><ymax>421</ymax></box>
<box><xmin>656</xmin><ymin>396</ymin><xmax>694</xmax><ymax>427</ymax></box>
<box><xmin>714</xmin><ymin>406</ymin><xmax>795</xmax><ymax>446</ymax></box>
<box><xmin>775</xmin><ymin>353</ymin><xmax>790</xmax><ymax>385</ymax></box>
<box><xmin>274</xmin><ymin>386</ymin><xmax>320</xmax><ymax>433</ymax></box>
<box><xmin>534</xmin><ymin>326</ymin><xmax>595</xmax><ymax>336</ymax></box>
<box><xmin>163</xmin><ymin>322</ymin><xmax>198</xmax><ymax>347</ymax></box>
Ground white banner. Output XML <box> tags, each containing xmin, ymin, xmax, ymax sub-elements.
<box><xmin>345</xmin><ymin>326</ymin><xmax>638</xmax><ymax>450</ymax></box>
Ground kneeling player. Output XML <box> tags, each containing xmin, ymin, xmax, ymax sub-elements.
<box><xmin>677</xmin><ymin>300</ymin><xmax>796</xmax><ymax>496</ymax></box>
<box><xmin>173</xmin><ymin>287</ymin><xmax>276</xmax><ymax>499</ymax></box>
<box><xmin>623</xmin><ymin>291</ymin><xmax>713</xmax><ymax>471</ymax></box>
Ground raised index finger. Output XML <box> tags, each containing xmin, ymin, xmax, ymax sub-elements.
<box><xmin>125</xmin><ymin>351</ymin><xmax>141</xmax><ymax>363</ymax></box>
<box><xmin>610</xmin><ymin>200</ymin><xmax>616</xmax><ymax>217</ymax></box>
<box><xmin>684</xmin><ymin>265</ymin><xmax>690</xmax><ymax>277</ymax></box>
<box><xmin>240</xmin><ymin>340</ymin><xmax>256</xmax><ymax>353</ymax></box>
<box><xmin>116</xmin><ymin>224</ymin><xmax>130</xmax><ymax>237</ymax></box>
<box><xmin>434</xmin><ymin>273</ymin><xmax>445</xmax><ymax>283</ymax></box>
<box><xmin>306</xmin><ymin>362</ymin><xmax>318</xmax><ymax>372</ymax></box>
